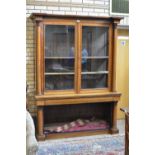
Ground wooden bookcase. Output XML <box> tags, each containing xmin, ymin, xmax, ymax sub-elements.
<box><xmin>31</xmin><ymin>13</ymin><xmax>122</xmax><ymax>140</ymax></box>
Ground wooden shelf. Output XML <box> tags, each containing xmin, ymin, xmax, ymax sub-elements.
<box><xmin>45</xmin><ymin>71</ymin><xmax>108</xmax><ymax>75</ymax></box>
<box><xmin>45</xmin><ymin>57</ymin><xmax>74</xmax><ymax>59</ymax></box>
<box><xmin>83</xmin><ymin>56</ymin><xmax>109</xmax><ymax>59</ymax></box>
<box><xmin>45</xmin><ymin>72</ymin><xmax>74</xmax><ymax>75</ymax></box>
<box><xmin>82</xmin><ymin>71</ymin><xmax>108</xmax><ymax>74</ymax></box>
<box><xmin>45</xmin><ymin>56</ymin><xmax>108</xmax><ymax>59</ymax></box>
<box><xmin>44</xmin><ymin>129</ymin><xmax>110</xmax><ymax>140</ymax></box>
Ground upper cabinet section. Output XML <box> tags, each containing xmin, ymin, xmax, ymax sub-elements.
<box><xmin>31</xmin><ymin>14</ymin><xmax>122</xmax><ymax>95</ymax></box>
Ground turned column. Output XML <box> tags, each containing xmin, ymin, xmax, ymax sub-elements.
<box><xmin>37</xmin><ymin>106</ymin><xmax>45</xmax><ymax>140</ymax></box>
<box><xmin>112</xmin><ymin>22</ymin><xmax>118</xmax><ymax>92</ymax></box>
<box><xmin>35</xmin><ymin>18</ymin><xmax>45</xmax><ymax>140</ymax></box>
<box><xmin>36</xmin><ymin>19</ymin><xmax>44</xmax><ymax>95</ymax></box>
<box><xmin>111</xmin><ymin>21</ymin><xmax>119</xmax><ymax>134</ymax></box>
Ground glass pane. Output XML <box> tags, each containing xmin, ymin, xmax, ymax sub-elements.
<box><xmin>45</xmin><ymin>75</ymin><xmax>74</xmax><ymax>90</ymax></box>
<box><xmin>82</xmin><ymin>59</ymin><xmax>108</xmax><ymax>72</ymax></box>
<box><xmin>82</xmin><ymin>74</ymin><xmax>108</xmax><ymax>89</ymax></box>
<box><xmin>45</xmin><ymin>59</ymin><xmax>74</xmax><ymax>73</ymax></box>
<box><xmin>45</xmin><ymin>25</ymin><xmax>75</xmax><ymax>90</ymax></box>
<box><xmin>81</xmin><ymin>26</ymin><xmax>109</xmax><ymax>89</ymax></box>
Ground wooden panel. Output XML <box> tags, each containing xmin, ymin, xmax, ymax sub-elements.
<box><xmin>44</xmin><ymin>97</ymin><xmax>120</xmax><ymax>106</ymax></box>
<box><xmin>37</xmin><ymin>98</ymin><xmax>120</xmax><ymax>106</ymax></box>
<box><xmin>43</xmin><ymin>20</ymin><xmax>76</xmax><ymax>25</ymax></box>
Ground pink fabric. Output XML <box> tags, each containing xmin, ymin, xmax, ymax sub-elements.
<box><xmin>44</xmin><ymin>119</ymin><xmax>110</xmax><ymax>134</ymax></box>
<box><xmin>64</xmin><ymin>120</ymin><xmax>109</xmax><ymax>132</ymax></box>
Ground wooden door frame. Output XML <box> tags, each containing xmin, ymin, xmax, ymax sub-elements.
<box><xmin>41</xmin><ymin>20</ymin><xmax>78</xmax><ymax>95</ymax></box>
<box><xmin>36</xmin><ymin>17</ymin><xmax>116</xmax><ymax>96</ymax></box>
<box><xmin>78</xmin><ymin>22</ymin><xmax>113</xmax><ymax>94</ymax></box>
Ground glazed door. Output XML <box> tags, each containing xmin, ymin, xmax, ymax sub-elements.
<box><xmin>43</xmin><ymin>20</ymin><xmax>112</xmax><ymax>94</ymax></box>
<box><xmin>44</xmin><ymin>23</ymin><xmax>77</xmax><ymax>92</ymax></box>
<box><xmin>80</xmin><ymin>23</ymin><xmax>112</xmax><ymax>92</ymax></box>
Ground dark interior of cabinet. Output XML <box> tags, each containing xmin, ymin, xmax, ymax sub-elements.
<box><xmin>43</xmin><ymin>102</ymin><xmax>113</xmax><ymax>134</ymax></box>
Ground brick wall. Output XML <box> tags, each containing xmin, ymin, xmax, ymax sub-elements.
<box><xmin>26</xmin><ymin>0</ymin><xmax>110</xmax><ymax>17</ymax></box>
<box><xmin>26</xmin><ymin>17</ymin><xmax>36</xmax><ymax>115</ymax></box>
<box><xmin>26</xmin><ymin>0</ymin><xmax>129</xmax><ymax>115</ymax></box>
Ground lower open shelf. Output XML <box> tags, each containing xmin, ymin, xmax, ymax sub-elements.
<box><xmin>43</xmin><ymin>118</ymin><xmax>111</xmax><ymax>139</ymax></box>
<box><xmin>36</xmin><ymin>102</ymin><xmax>120</xmax><ymax>140</ymax></box>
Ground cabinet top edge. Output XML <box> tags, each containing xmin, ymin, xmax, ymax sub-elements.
<box><xmin>30</xmin><ymin>13</ymin><xmax>123</xmax><ymax>23</ymax></box>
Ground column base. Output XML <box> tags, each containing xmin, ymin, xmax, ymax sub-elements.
<box><xmin>110</xmin><ymin>128</ymin><xmax>119</xmax><ymax>134</ymax></box>
<box><xmin>37</xmin><ymin>134</ymin><xmax>45</xmax><ymax>141</ymax></box>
